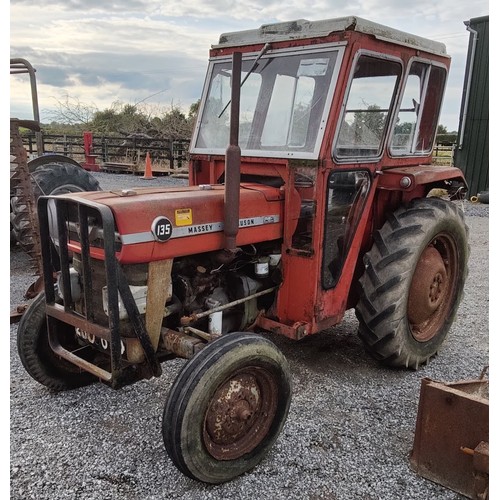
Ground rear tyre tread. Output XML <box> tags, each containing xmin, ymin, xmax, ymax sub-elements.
<box><xmin>355</xmin><ymin>198</ymin><xmax>469</xmax><ymax>369</ymax></box>
<box><xmin>11</xmin><ymin>163</ymin><xmax>100</xmax><ymax>252</ymax></box>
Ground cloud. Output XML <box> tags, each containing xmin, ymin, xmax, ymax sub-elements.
<box><xmin>10</xmin><ymin>0</ymin><xmax>149</xmax><ymax>12</ymax></box>
<box><xmin>10</xmin><ymin>0</ymin><xmax>489</xmax><ymax>128</ymax></box>
<box><xmin>10</xmin><ymin>4</ymin><xmax>214</xmax><ymax>117</ymax></box>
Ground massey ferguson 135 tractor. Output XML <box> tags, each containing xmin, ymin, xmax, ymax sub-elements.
<box><xmin>17</xmin><ymin>16</ymin><xmax>469</xmax><ymax>483</ymax></box>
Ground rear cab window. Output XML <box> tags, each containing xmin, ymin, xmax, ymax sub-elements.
<box><xmin>390</xmin><ymin>60</ymin><xmax>447</xmax><ymax>155</ymax></box>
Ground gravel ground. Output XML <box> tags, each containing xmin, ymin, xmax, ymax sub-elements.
<box><xmin>10</xmin><ymin>172</ymin><xmax>489</xmax><ymax>499</ymax></box>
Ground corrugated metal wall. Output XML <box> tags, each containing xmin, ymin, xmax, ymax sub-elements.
<box><xmin>454</xmin><ymin>15</ymin><xmax>489</xmax><ymax>197</ymax></box>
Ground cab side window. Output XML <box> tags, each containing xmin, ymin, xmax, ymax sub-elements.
<box><xmin>391</xmin><ymin>61</ymin><xmax>447</xmax><ymax>155</ymax></box>
<box><xmin>334</xmin><ymin>55</ymin><xmax>401</xmax><ymax>159</ymax></box>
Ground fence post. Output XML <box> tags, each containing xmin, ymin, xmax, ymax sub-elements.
<box><xmin>101</xmin><ymin>136</ymin><xmax>106</xmax><ymax>162</ymax></box>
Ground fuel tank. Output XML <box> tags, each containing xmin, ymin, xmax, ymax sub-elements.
<box><xmin>62</xmin><ymin>183</ymin><xmax>301</xmax><ymax>264</ymax></box>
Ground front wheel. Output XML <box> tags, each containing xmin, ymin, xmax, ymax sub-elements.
<box><xmin>355</xmin><ymin>197</ymin><xmax>469</xmax><ymax>369</ymax></box>
<box><xmin>17</xmin><ymin>292</ymin><xmax>97</xmax><ymax>391</ymax></box>
<box><xmin>162</xmin><ymin>332</ymin><xmax>292</xmax><ymax>484</ymax></box>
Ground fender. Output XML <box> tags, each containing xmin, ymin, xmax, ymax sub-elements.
<box><xmin>376</xmin><ymin>165</ymin><xmax>467</xmax><ymax>193</ymax></box>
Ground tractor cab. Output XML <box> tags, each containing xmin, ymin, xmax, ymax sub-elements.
<box><xmin>188</xmin><ymin>16</ymin><xmax>466</xmax><ymax>338</ymax></box>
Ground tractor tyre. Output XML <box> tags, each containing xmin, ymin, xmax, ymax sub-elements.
<box><xmin>31</xmin><ymin>162</ymin><xmax>101</xmax><ymax>198</ymax></box>
<box><xmin>162</xmin><ymin>332</ymin><xmax>292</xmax><ymax>484</ymax></box>
<box><xmin>17</xmin><ymin>292</ymin><xmax>97</xmax><ymax>391</ymax></box>
<box><xmin>355</xmin><ymin>197</ymin><xmax>469</xmax><ymax>369</ymax></box>
<box><xmin>11</xmin><ymin>162</ymin><xmax>100</xmax><ymax>251</ymax></box>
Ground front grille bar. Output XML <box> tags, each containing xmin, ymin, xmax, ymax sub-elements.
<box><xmin>78</xmin><ymin>204</ymin><xmax>95</xmax><ymax>322</ymax></box>
<box><xmin>38</xmin><ymin>196</ymin><xmax>161</xmax><ymax>386</ymax></box>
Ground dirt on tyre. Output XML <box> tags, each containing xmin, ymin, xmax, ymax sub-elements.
<box><xmin>355</xmin><ymin>197</ymin><xmax>469</xmax><ymax>369</ymax></box>
<box><xmin>162</xmin><ymin>332</ymin><xmax>292</xmax><ymax>484</ymax></box>
<box><xmin>17</xmin><ymin>292</ymin><xmax>97</xmax><ymax>391</ymax></box>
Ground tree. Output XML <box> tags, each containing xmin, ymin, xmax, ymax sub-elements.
<box><xmin>187</xmin><ymin>99</ymin><xmax>201</xmax><ymax>131</ymax></box>
<box><xmin>352</xmin><ymin>105</ymin><xmax>385</xmax><ymax>146</ymax></box>
<box><xmin>45</xmin><ymin>94</ymin><xmax>98</xmax><ymax>131</ymax></box>
<box><xmin>42</xmin><ymin>93</ymin><xmax>201</xmax><ymax>140</ymax></box>
<box><xmin>92</xmin><ymin>102</ymin><xmax>149</xmax><ymax>136</ymax></box>
<box><xmin>160</xmin><ymin>105</ymin><xmax>191</xmax><ymax>140</ymax></box>
<box><xmin>188</xmin><ymin>100</ymin><xmax>200</xmax><ymax>119</ymax></box>
<box><xmin>394</xmin><ymin>121</ymin><xmax>414</xmax><ymax>135</ymax></box>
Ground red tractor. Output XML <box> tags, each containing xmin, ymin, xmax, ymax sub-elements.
<box><xmin>17</xmin><ymin>16</ymin><xmax>469</xmax><ymax>484</ymax></box>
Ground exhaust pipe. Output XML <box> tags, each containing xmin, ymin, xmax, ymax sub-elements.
<box><xmin>224</xmin><ymin>52</ymin><xmax>242</xmax><ymax>251</ymax></box>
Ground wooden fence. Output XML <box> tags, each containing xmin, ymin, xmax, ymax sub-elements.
<box><xmin>432</xmin><ymin>142</ymin><xmax>455</xmax><ymax>166</ymax></box>
<box><xmin>21</xmin><ymin>132</ymin><xmax>456</xmax><ymax>171</ymax></box>
<box><xmin>22</xmin><ymin>132</ymin><xmax>190</xmax><ymax>174</ymax></box>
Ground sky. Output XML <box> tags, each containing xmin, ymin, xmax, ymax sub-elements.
<box><xmin>9</xmin><ymin>0</ymin><xmax>489</xmax><ymax>132</ymax></box>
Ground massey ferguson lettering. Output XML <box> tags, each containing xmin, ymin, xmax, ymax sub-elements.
<box><xmin>172</xmin><ymin>216</ymin><xmax>280</xmax><ymax>239</ymax></box>
<box><xmin>239</xmin><ymin>218</ymin><xmax>255</xmax><ymax>227</ymax></box>
<box><xmin>121</xmin><ymin>215</ymin><xmax>281</xmax><ymax>244</ymax></box>
<box><xmin>188</xmin><ymin>224</ymin><xmax>214</xmax><ymax>234</ymax></box>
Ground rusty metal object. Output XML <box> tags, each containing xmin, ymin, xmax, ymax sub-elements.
<box><xmin>10</xmin><ymin>304</ymin><xmax>28</xmax><ymax>324</ymax></box>
<box><xmin>184</xmin><ymin>326</ymin><xmax>220</xmax><ymax>342</ymax></box>
<box><xmin>10</xmin><ymin>58</ymin><xmax>44</xmax><ymax>155</ymax></box>
<box><xmin>461</xmin><ymin>441</ymin><xmax>489</xmax><ymax>499</ymax></box>
<box><xmin>180</xmin><ymin>286</ymin><xmax>277</xmax><ymax>326</ymax></box>
<box><xmin>161</xmin><ymin>328</ymin><xmax>204</xmax><ymax>359</ymax></box>
<box><xmin>10</xmin><ymin>119</ymin><xmax>43</xmax><ymax>281</ymax></box>
<box><xmin>408</xmin><ymin>235</ymin><xmax>459</xmax><ymax>342</ymax></box>
<box><xmin>410</xmin><ymin>376</ymin><xmax>489</xmax><ymax>499</ymax></box>
<box><xmin>10</xmin><ymin>59</ymin><xmax>45</xmax><ymax>294</ymax></box>
<box><xmin>203</xmin><ymin>367</ymin><xmax>278</xmax><ymax>460</ymax></box>
<box><xmin>24</xmin><ymin>274</ymin><xmax>47</xmax><ymax>300</ymax></box>
<box><xmin>408</xmin><ymin>246</ymin><xmax>447</xmax><ymax>326</ymax></box>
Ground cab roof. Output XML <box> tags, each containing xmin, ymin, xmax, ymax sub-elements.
<box><xmin>214</xmin><ymin>16</ymin><xmax>448</xmax><ymax>57</ymax></box>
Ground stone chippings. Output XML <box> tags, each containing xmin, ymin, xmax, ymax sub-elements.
<box><xmin>10</xmin><ymin>172</ymin><xmax>489</xmax><ymax>499</ymax></box>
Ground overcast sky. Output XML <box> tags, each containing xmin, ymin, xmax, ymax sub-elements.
<box><xmin>9</xmin><ymin>0</ymin><xmax>489</xmax><ymax>131</ymax></box>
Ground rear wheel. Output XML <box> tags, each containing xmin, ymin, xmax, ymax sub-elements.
<box><xmin>31</xmin><ymin>162</ymin><xmax>100</xmax><ymax>197</ymax></box>
<box><xmin>355</xmin><ymin>197</ymin><xmax>469</xmax><ymax>369</ymax></box>
<box><xmin>17</xmin><ymin>292</ymin><xmax>97</xmax><ymax>391</ymax></box>
<box><xmin>10</xmin><ymin>163</ymin><xmax>100</xmax><ymax>251</ymax></box>
<box><xmin>162</xmin><ymin>332</ymin><xmax>292</xmax><ymax>484</ymax></box>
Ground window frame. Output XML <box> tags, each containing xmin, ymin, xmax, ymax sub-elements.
<box><xmin>332</xmin><ymin>50</ymin><xmax>403</xmax><ymax>163</ymax></box>
<box><xmin>388</xmin><ymin>57</ymin><xmax>449</xmax><ymax>157</ymax></box>
<box><xmin>190</xmin><ymin>43</ymin><xmax>346</xmax><ymax>159</ymax></box>
<box><xmin>321</xmin><ymin>168</ymin><xmax>372</xmax><ymax>290</ymax></box>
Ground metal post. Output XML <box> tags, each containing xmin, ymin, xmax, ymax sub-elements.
<box><xmin>224</xmin><ymin>52</ymin><xmax>242</xmax><ymax>251</ymax></box>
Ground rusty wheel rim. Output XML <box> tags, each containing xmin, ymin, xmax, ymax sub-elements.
<box><xmin>203</xmin><ymin>366</ymin><xmax>278</xmax><ymax>460</ymax></box>
<box><xmin>407</xmin><ymin>234</ymin><xmax>459</xmax><ymax>342</ymax></box>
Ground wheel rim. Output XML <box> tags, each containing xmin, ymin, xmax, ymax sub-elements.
<box><xmin>48</xmin><ymin>184</ymin><xmax>88</xmax><ymax>195</ymax></box>
<box><xmin>203</xmin><ymin>366</ymin><xmax>278</xmax><ymax>460</ymax></box>
<box><xmin>407</xmin><ymin>234</ymin><xmax>459</xmax><ymax>342</ymax></box>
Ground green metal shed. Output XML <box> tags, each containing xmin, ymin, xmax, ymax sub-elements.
<box><xmin>454</xmin><ymin>15</ymin><xmax>489</xmax><ymax>198</ymax></box>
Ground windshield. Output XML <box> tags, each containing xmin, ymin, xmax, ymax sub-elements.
<box><xmin>192</xmin><ymin>45</ymin><xmax>343</xmax><ymax>159</ymax></box>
